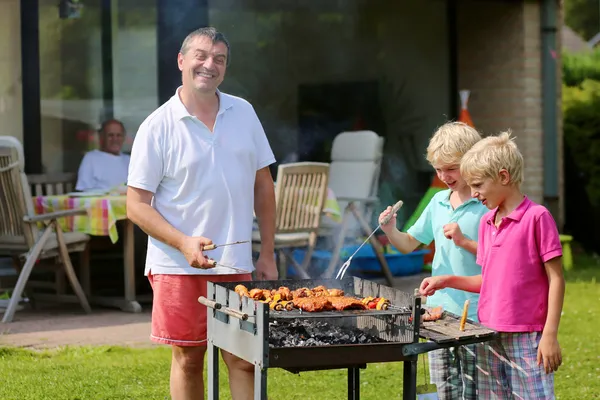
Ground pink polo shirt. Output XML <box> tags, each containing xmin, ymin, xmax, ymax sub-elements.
<box><xmin>477</xmin><ymin>196</ymin><xmax>562</xmax><ymax>332</ymax></box>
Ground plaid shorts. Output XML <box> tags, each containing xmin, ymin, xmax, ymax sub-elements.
<box><xmin>476</xmin><ymin>332</ymin><xmax>555</xmax><ymax>399</ymax></box>
<box><xmin>429</xmin><ymin>344</ymin><xmax>478</xmax><ymax>400</ymax></box>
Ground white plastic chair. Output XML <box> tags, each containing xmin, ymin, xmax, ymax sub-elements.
<box><xmin>319</xmin><ymin>131</ymin><xmax>393</xmax><ymax>281</ymax></box>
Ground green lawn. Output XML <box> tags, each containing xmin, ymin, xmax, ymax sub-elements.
<box><xmin>1</xmin><ymin>255</ymin><xmax>599</xmax><ymax>400</ymax></box>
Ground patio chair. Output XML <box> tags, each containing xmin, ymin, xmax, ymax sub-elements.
<box><xmin>318</xmin><ymin>131</ymin><xmax>395</xmax><ymax>280</ymax></box>
<box><xmin>0</xmin><ymin>136</ymin><xmax>91</xmax><ymax>323</ymax></box>
<box><xmin>320</xmin><ymin>130</ymin><xmax>384</xmax><ymax>239</ymax></box>
<box><xmin>252</xmin><ymin>162</ymin><xmax>330</xmax><ymax>279</ymax></box>
<box><xmin>28</xmin><ymin>172</ymin><xmax>77</xmax><ymax>196</ymax></box>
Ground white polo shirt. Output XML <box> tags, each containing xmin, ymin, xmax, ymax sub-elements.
<box><xmin>76</xmin><ymin>150</ymin><xmax>130</xmax><ymax>191</ymax></box>
<box><xmin>127</xmin><ymin>87</ymin><xmax>276</xmax><ymax>276</ymax></box>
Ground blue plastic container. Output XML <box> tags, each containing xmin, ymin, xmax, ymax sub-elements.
<box><xmin>290</xmin><ymin>245</ymin><xmax>429</xmax><ymax>278</ymax></box>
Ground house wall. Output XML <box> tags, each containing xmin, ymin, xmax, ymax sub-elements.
<box><xmin>0</xmin><ymin>0</ymin><xmax>23</xmax><ymax>143</ymax></box>
<box><xmin>457</xmin><ymin>0</ymin><xmax>564</xmax><ymax>227</ymax></box>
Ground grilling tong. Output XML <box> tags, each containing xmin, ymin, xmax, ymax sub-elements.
<box><xmin>197</xmin><ymin>240</ymin><xmax>249</xmax><ymax>274</ymax></box>
<box><xmin>335</xmin><ymin>200</ymin><xmax>404</xmax><ymax>280</ymax></box>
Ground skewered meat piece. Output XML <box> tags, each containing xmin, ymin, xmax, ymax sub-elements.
<box><xmin>249</xmin><ymin>288</ymin><xmax>265</xmax><ymax>300</ymax></box>
<box><xmin>365</xmin><ymin>297</ymin><xmax>391</xmax><ymax>310</ymax></box>
<box><xmin>328</xmin><ymin>289</ymin><xmax>344</xmax><ymax>297</ymax></box>
<box><xmin>274</xmin><ymin>286</ymin><xmax>292</xmax><ymax>301</ymax></box>
<box><xmin>423</xmin><ymin>306</ymin><xmax>443</xmax><ymax>321</ymax></box>
<box><xmin>292</xmin><ymin>287</ymin><xmax>314</xmax><ymax>299</ymax></box>
<box><xmin>235</xmin><ymin>285</ymin><xmax>249</xmax><ymax>297</ymax></box>
<box><xmin>311</xmin><ymin>285</ymin><xmax>330</xmax><ymax>296</ymax></box>
<box><xmin>326</xmin><ymin>296</ymin><xmax>367</xmax><ymax>311</ymax></box>
<box><xmin>292</xmin><ymin>297</ymin><xmax>333</xmax><ymax>312</ymax></box>
<box><xmin>262</xmin><ymin>289</ymin><xmax>272</xmax><ymax>300</ymax></box>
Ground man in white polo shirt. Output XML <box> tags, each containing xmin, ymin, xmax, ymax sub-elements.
<box><xmin>127</xmin><ymin>27</ymin><xmax>277</xmax><ymax>400</ymax></box>
<box><xmin>76</xmin><ymin>119</ymin><xmax>130</xmax><ymax>192</ymax></box>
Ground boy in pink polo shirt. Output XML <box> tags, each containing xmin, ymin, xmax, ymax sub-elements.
<box><xmin>419</xmin><ymin>131</ymin><xmax>565</xmax><ymax>399</ymax></box>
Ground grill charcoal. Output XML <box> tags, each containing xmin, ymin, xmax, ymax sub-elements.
<box><xmin>269</xmin><ymin>318</ymin><xmax>388</xmax><ymax>348</ymax></box>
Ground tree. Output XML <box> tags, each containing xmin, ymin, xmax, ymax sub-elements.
<box><xmin>564</xmin><ymin>0</ymin><xmax>600</xmax><ymax>40</ymax></box>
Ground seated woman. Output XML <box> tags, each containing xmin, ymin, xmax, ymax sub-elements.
<box><xmin>75</xmin><ymin>119</ymin><xmax>130</xmax><ymax>192</ymax></box>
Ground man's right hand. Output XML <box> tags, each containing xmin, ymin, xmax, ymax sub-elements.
<box><xmin>179</xmin><ymin>236</ymin><xmax>214</xmax><ymax>269</ymax></box>
<box><xmin>378</xmin><ymin>206</ymin><xmax>397</xmax><ymax>234</ymax></box>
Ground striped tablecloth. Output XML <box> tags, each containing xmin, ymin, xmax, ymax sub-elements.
<box><xmin>34</xmin><ymin>188</ymin><xmax>341</xmax><ymax>243</ymax></box>
<box><xmin>33</xmin><ymin>195</ymin><xmax>127</xmax><ymax>243</ymax></box>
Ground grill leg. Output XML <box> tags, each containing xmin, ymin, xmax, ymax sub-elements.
<box><xmin>254</xmin><ymin>364</ymin><xmax>267</xmax><ymax>400</ymax></box>
<box><xmin>347</xmin><ymin>367</ymin><xmax>360</xmax><ymax>400</ymax></box>
<box><xmin>402</xmin><ymin>359</ymin><xmax>417</xmax><ymax>400</ymax></box>
<box><xmin>208</xmin><ymin>343</ymin><xmax>219</xmax><ymax>400</ymax></box>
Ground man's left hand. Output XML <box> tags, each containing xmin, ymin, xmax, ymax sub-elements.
<box><xmin>255</xmin><ymin>254</ymin><xmax>278</xmax><ymax>280</ymax></box>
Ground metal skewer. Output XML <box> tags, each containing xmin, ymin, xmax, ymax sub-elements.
<box><xmin>206</xmin><ymin>259</ymin><xmax>249</xmax><ymax>274</ymax></box>
<box><xmin>335</xmin><ymin>200</ymin><xmax>404</xmax><ymax>280</ymax></box>
<box><xmin>201</xmin><ymin>240</ymin><xmax>249</xmax><ymax>251</ymax></box>
<box><xmin>189</xmin><ymin>240</ymin><xmax>251</xmax><ymax>273</ymax></box>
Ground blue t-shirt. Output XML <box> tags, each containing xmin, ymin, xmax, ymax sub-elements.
<box><xmin>407</xmin><ymin>189</ymin><xmax>487</xmax><ymax>321</ymax></box>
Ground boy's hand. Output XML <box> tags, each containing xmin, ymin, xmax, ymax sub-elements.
<box><xmin>378</xmin><ymin>206</ymin><xmax>397</xmax><ymax>233</ymax></box>
<box><xmin>443</xmin><ymin>223</ymin><xmax>465</xmax><ymax>246</ymax></box>
<box><xmin>537</xmin><ymin>333</ymin><xmax>562</xmax><ymax>374</ymax></box>
<box><xmin>419</xmin><ymin>276</ymin><xmax>447</xmax><ymax>296</ymax></box>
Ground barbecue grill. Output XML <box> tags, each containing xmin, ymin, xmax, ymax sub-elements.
<box><xmin>202</xmin><ymin>277</ymin><xmax>496</xmax><ymax>400</ymax></box>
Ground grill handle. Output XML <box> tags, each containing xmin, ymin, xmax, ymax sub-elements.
<box><xmin>198</xmin><ymin>296</ymin><xmax>250</xmax><ymax>321</ymax></box>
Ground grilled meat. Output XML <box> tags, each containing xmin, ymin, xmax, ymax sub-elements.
<box><xmin>292</xmin><ymin>287</ymin><xmax>314</xmax><ymax>298</ymax></box>
<box><xmin>273</xmin><ymin>286</ymin><xmax>292</xmax><ymax>301</ymax></box>
<box><xmin>292</xmin><ymin>297</ymin><xmax>333</xmax><ymax>312</ymax></box>
<box><xmin>326</xmin><ymin>296</ymin><xmax>367</xmax><ymax>310</ymax></box>
<box><xmin>241</xmin><ymin>285</ymin><xmax>391</xmax><ymax>312</ymax></box>
<box><xmin>423</xmin><ymin>306</ymin><xmax>443</xmax><ymax>321</ymax></box>
<box><xmin>248</xmin><ymin>288</ymin><xmax>265</xmax><ymax>300</ymax></box>
<box><xmin>235</xmin><ymin>285</ymin><xmax>249</xmax><ymax>297</ymax></box>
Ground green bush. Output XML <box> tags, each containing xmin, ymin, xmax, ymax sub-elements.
<box><xmin>563</xmin><ymin>49</ymin><xmax>600</xmax><ymax>87</ymax></box>
<box><xmin>563</xmin><ymin>79</ymin><xmax>600</xmax><ymax>207</ymax></box>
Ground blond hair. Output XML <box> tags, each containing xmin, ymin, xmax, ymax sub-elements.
<box><xmin>460</xmin><ymin>130</ymin><xmax>524</xmax><ymax>186</ymax></box>
<box><xmin>426</xmin><ymin>122</ymin><xmax>482</xmax><ymax>167</ymax></box>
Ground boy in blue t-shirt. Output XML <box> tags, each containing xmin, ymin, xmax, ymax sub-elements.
<box><xmin>379</xmin><ymin>122</ymin><xmax>487</xmax><ymax>400</ymax></box>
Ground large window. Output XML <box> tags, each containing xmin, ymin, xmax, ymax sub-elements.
<box><xmin>33</xmin><ymin>0</ymin><xmax>452</xmax><ymax>220</ymax></box>
<box><xmin>38</xmin><ymin>0</ymin><xmax>157</xmax><ymax>174</ymax></box>
<box><xmin>208</xmin><ymin>0</ymin><xmax>452</xmax><ymax>216</ymax></box>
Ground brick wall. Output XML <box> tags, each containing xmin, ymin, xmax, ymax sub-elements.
<box><xmin>0</xmin><ymin>0</ymin><xmax>23</xmax><ymax>143</ymax></box>
<box><xmin>457</xmin><ymin>0</ymin><xmax>564</xmax><ymax>227</ymax></box>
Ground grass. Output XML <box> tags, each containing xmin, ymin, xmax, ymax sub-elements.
<box><xmin>1</xmin><ymin>255</ymin><xmax>599</xmax><ymax>399</ymax></box>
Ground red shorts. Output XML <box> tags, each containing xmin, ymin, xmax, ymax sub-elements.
<box><xmin>148</xmin><ymin>272</ymin><xmax>252</xmax><ymax>347</ymax></box>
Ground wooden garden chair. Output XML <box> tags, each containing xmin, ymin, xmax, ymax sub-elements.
<box><xmin>28</xmin><ymin>172</ymin><xmax>77</xmax><ymax>196</ymax></box>
<box><xmin>0</xmin><ymin>136</ymin><xmax>91</xmax><ymax>323</ymax></box>
<box><xmin>252</xmin><ymin>162</ymin><xmax>330</xmax><ymax>279</ymax></box>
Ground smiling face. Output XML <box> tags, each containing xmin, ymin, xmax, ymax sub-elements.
<box><xmin>467</xmin><ymin>170</ymin><xmax>511</xmax><ymax>209</ymax></box>
<box><xmin>100</xmin><ymin>121</ymin><xmax>125</xmax><ymax>156</ymax></box>
<box><xmin>433</xmin><ymin>163</ymin><xmax>468</xmax><ymax>192</ymax></box>
<box><xmin>177</xmin><ymin>35</ymin><xmax>228</xmax><ymax>94</ymax></box>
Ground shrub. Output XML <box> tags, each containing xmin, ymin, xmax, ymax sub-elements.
<box><xmin>562</xmin><ymin>49</ymin><xmax>600</xmax><ymax>87</ymax></box>
<box><xmin>563</xmin><ymin>79</ymin><xmax>600</xmax><ymax>206</ymax></box>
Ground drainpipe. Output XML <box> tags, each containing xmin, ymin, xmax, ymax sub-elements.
<box><xmin>541</xmin><ymin>0</ymin><xmax>559</xmax><ymax>220</ymax></box>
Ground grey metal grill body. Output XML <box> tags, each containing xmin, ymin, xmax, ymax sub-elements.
<box><xmin>205</xmin><ymin>277</ymin><xmax>496</xmax><ymax>400</ymax></box>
